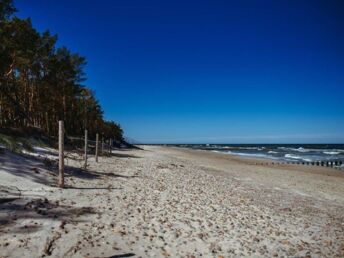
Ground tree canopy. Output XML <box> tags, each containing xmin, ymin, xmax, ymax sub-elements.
<box><xmin>0</xmin><ymin>0</ymin><xmax>123</xmax><ymax>141</ymax></box>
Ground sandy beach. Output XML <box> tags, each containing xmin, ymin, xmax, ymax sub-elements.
<box><xmin>0</xmin><ymin>145</ymin><xmax>344</xmax><ymax>257</ymax></box>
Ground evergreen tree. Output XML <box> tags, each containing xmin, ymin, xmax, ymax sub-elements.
<box><xmin>0</xmin><ymin>0</ymin><xmax>123</xmax><ymax>141</ymax></box>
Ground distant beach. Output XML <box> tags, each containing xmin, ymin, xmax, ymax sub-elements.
<box><xmin>1</xmin><ymin>145</ymin><xmax>343</xmax><ymax>257</ymax></box>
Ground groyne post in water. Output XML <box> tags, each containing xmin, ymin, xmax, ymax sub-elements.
<box><xmin>58</xmin><ymin>121</ymin><xmax>64</xmax><ymax>188</ymax></box>
<box><xmin>265</xmin><ymin>158</ymin><xmax>341</xmax><ymax>170</ymax></box>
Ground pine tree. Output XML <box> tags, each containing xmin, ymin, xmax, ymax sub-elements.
<box><xmin>0</xmin><ymin>0</ymin><xmax>124</xmax><ymax>142</ymax></box>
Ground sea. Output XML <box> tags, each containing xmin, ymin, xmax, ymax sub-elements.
<box><xmin>169</xmin><ymin>144</ymin><xmax>344</xmax><ymax>163</ymax></box>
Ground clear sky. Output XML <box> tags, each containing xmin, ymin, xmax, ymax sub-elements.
<box><xmin>16</xmin><ymin>0</ymin><xmax>344</xmax><ymax>143</ymax></box>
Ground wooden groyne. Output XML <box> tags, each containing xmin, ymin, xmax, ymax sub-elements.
<box><xmin>255</xmin><ymin>160</ymin><xmax>343</xmax><ymax>170</ymax></box>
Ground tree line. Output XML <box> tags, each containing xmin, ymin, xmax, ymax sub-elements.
<box><xmin>0</xmin><ymin>0</ymin><xmax>123</xmax><ymax>141</ymax></box>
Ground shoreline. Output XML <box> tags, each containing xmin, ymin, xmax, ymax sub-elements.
<box><xmin>164</xmin><ymin>145</ymin><xmax>344</xmax><ymax>175</ymax></box>
<box><xmin>154</xmin><ymin>146</ymin><xmax>344</xmax><ymax>202</ymax></box>
<box><xmin>1</xmin><ymin>145</ymin><xmax>343</xmax><ymax>257</ymax></box>
<box><xmin>143</xmin><ymin>144</ymin><xmax>344</xmax><ymax>167</ymax></box>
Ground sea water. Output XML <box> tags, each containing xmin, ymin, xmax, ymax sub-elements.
<box><xmin>172</xmin><ymin>144</ymin><xmax>344</xmax><ymax>163</ymax></box>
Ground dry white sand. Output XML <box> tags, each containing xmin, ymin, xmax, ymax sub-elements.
<box><xmin>0</xmin><ymin>145</ymin><xmax>343</xmax><ymax>257</ymax></box>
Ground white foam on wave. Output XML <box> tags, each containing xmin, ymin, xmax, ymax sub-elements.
<box><xmin>285</xmin><ymin>154</ymin><xmax>313</xmax><ymax>162</ymax></box>
<box><xmin>302</xmin><ymin>158</ymin><xmax>313</xmax><ymax>162</ymax></box>
<box><xmin>323</xmin><ymin>151</ymin><xmax>340</xmax><ymax>155</ymax></box>
<box><xmin>226</xmin><ymin>151</ymin><xmax>280</xmax><ymax>160</ymax></box>
<box><xmin>278</xmin><ymin>147</ymin><xmax>310</xmax><ymax>152</ymax></box>
<box><xmin>278</xmin><ymin>147</ymin><xmax>344</xmax><ymax>154</ymax></box>
<box><xmin>268</xmin><ymin>151</ymin><xmax>278</xmax><ymax>154</ymax></box>
<box><xmin>285</xmin><ymin>154</ymin><xmax>302</xmax><ymax>159</ymax></box>
<box><xmin>296</xmin><ymin>147</ymin><xmax>309</xmax><ymax>152</ymax></box>
<box><xmin>291</xmin><ymin>147</ymin><xmax>310</xmax><ymax>152</ymax></box>
<box><xmin>217</xmin><ymin>146</ymin><xmax>234</xmax><ymax>149</ymax></box>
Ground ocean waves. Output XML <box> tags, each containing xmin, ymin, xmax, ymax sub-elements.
<box><xmin>183</xmin><ymin>144</ymin><xmax>344</xmax><ymax>162</ymax></box>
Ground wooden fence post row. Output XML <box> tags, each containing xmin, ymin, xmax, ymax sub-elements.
<box><xmin>58</xmin><ymin>120</ymin><xmax>64</xmax><ymax>188</ymax></box>
<box><xmin>58</xmin><ymin>124</ymin><xmax>118</xmax><ymax>188</ymax></box>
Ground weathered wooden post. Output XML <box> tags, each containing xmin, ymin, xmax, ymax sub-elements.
<box><xmin>58</xmin><ymin>121</ymin><xmax>64</xmax><ymax>188</ymax></box>
<box><xmin>84</xmin><ymin>129</ymin><xmax>88</xmax><ymax>169</ymax></box>
<box><xmin>101</xmin><ymin>137</ymin><xmax>104</xmax><ymax>155</ymax></box>
<box><xmin>108</xmin><ymin>139</ymin><xmax>112</xmax><ymax>154</ymax></box>
<box><xmin>95</xmin><ymin>133</ymin><xmax>99</xmax><ymax>162</ymax></box>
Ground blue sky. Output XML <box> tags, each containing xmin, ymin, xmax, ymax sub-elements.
<box><xmin>16</xmin><ymin>0</ymin><xmax>344</xmax><ymax>143</ymax></box>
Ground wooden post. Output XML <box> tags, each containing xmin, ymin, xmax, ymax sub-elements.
<box><xmin>84</xmin><ymin>129</ymin><xmax>88</xmax><ymax>169</ymax></box>
<box><xmin>58</xmin><ymin>121</ymin><xmax>64</xmax><ymax>188</ymax></box>
<box><xmin>101</xmin><ymin>137</ymin><xmax>104</xmax><ymax>155</ymax></box>
<box><xmin>95</xmin><ymin>133</ymin><xmax>99</xmax><ymax>162</ymax></box>
<box><xmin>109</xmin><ymin>139</ymin><xmax>112</xmax><ymax>154</ymax></box>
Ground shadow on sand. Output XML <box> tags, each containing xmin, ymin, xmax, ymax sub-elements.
<box><xmin>108</xmin><ymin>254</ymin><xmax>136</xmax><ymax>258</ymax></box>
<box><xmin>64</xmin><ymin>186</ymin><xmax>122</xmax><ymax>190</ymax></box>
<box><xmin>0</xmin><ymin>151</ymin><xmax>139</xmax><ymax>187</ymax></box>
<box><xmin>109</xmin><ymin>153</ymin><xmax>141</xmax><ymax>159</ymax></box>
<box><xmin>0</xmin><ymin>197</ymin><xmax>96</xmax><ymax>233</ymax></box>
